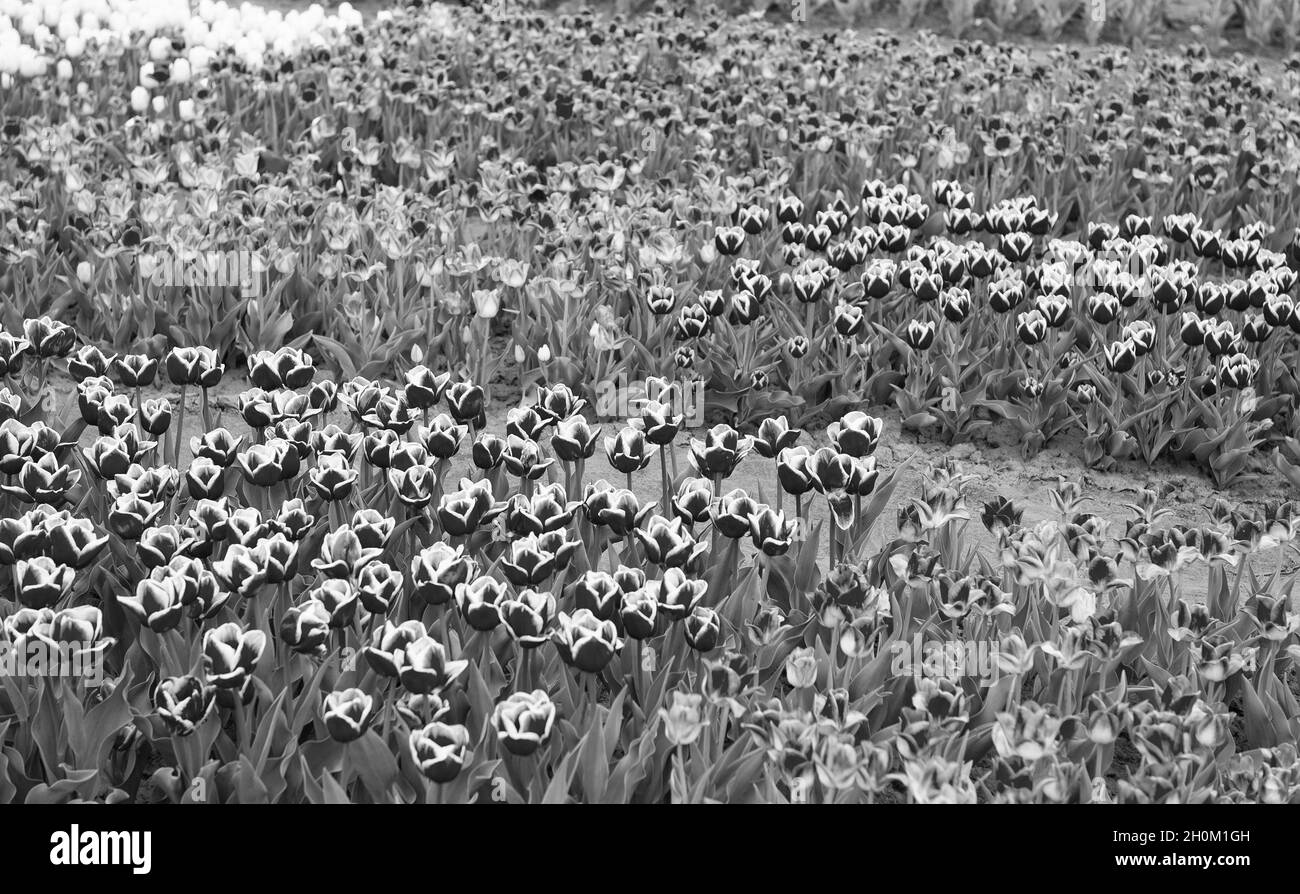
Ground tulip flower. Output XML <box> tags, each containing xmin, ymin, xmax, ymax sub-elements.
<box><xmin>493</xmin><ymin>690</ymin><xmax>556</xmax><ymax>756</ymax></box>
<box><xmin>323</xmin><ymin>689</ymin><xmax>375</xmax><ymax>743</ymax></box>
<box><xmin>552</xmin><ymin>609</ymin><xmax>623</xmax><ymax>673</ymax></box>
<box><xmin>410</xmin><ymin>722</ymin><xmax>472</xmax><ymax>783</ymax></box>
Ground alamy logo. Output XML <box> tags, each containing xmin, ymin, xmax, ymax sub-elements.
<box><xmin>889</xmin><ymin>635</ymin><xmax>999</xmax><ymax>684</ymax></box>
<box><xmin>141</xmin><ymin>249</ymin><xmax>264</xmax><ymax>297</ymax></box>
<box><xmin>0</xmin><ymin>639</ymin><xmax>105</xmax><ymax>685</ymax></box>
<box><xmin>49</xmin><ymin>826</ymin><xmax>152</xmax><ymax>875</ymax></box>
<box><xmin>594</xmin><ymin>373</ymin><xmax>705</xmax><ymax>426</ymax></box>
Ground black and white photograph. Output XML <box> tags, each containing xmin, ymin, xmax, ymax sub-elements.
<box><xmin>0</xmin><ymin>0</ymin><xmax>1298</xmax><ymax>837</ymax></box>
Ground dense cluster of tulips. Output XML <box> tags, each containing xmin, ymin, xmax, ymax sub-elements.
<box><xmin>5</xmin><ymin>3</ymin><xmax>1300</xmax><ymax>482</ymax></box>
<box><xmin>0</xmin><ymin>321</ymin><xmax>1297</xmax><ymax>804</ymax></box>
<box><xmin>1</xmin><ymin>1</ymin><xmax>1300</xmax><ymax>803</ymax></box>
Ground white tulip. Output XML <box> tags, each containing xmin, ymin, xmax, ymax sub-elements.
<box><xmin>64</xmin><ymin>34</ymin><xmax>83</xmax><ymax>58</ymax></box>
<box><xmin>18</xmin><ymin>53</ymin><xmax>43</xmax><ymax>79</ymax></box>
<box><xmin>130</xmin><ymin>85</ymin><xmax>149</xmax><ymax>112</ymax></box>
<box><xmin>55</xmin><ymin>57</ymin><xmax>71</xmax><ymax>80</ymax></box>
<box><xmin>151</xmin><ymin>95</ymin><xmax>165</xmax><ymax>114</ymax></box>
<box><xmin>177</xmin><ymin>99</ymin><xmax>195</xmax><ymax>120</ymax></box>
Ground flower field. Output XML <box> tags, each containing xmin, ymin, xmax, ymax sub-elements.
<box><xmin>1</xmin><ymin>0</ymin><xmax>1300</xmax><ymax>806</ymax></box>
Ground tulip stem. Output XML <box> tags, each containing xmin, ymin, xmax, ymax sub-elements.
<box><xmin>659</xmin><ymin>449</ymin><xmax>672</xmax><ymax>517</ymax></box>
<box><xmin>282</xmin><ymin>652</ymin><xmax>294</xmax><ymax>722</ymax></box>
<box><xmin>516</xmin><ymin>647</ymin><xmax>532</xmax><ymax>692</ymax></box>
<box><xmin>774</xmin><ymin>459</ymin><xmax>783</xmax><ymax>515</ymax></box>
<box><xmin>584</xmin><ymin>672</ymin><xmax>600</xmax><ymax>725</ymax></box>
<box><xmin>173</xmin><ymin>383</ymin><xmax>188</xmax><ymax>468</ymax></box>
<box><xmin>634</xmin><ymin>638</ymin><xmax>645</xmax><ymax>705</ymax></box>
<box><xmin>233</xmin><ymin>699</ymin><xmax>249</xmax><ymax>754</ymax></box>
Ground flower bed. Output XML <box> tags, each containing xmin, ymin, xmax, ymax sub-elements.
<box><xmin>0</xmin><ymin>2</ymin><xmax>1298</xmax><ymax>804</ymax></box>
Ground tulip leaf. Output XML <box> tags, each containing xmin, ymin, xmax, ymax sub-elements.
<box><xmin>541</xmin><ymin>749</ymin><xmax>581</xmax><ymax>804</ymax></box>
<box><xmin>350</xmin><ymin>731</ymin><xmax>399</xmax><ymax>802</ymax></box>
<box><xmin>68</xmin><ymin>664</ymin><xmax>134</xmax><ymax>774</ymax></box>
<box><xmin>578</xmin><ymin>722</ymin><xmax>610</xmax><ymax>802</ymax></box>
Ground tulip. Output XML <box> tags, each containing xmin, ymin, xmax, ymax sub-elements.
<box><xmin>411</xmin><ymin>542</ymin><xmax>476</xmax><ymax>607</ymax></box>
<box><xmin>551</xmin><ymin>415</ymin><xmax>600</xmax><ymax>462</ymax></box>
<box><xmin>501</xmin><ymin>532</ymin><xmax>578</xmax><ymax>587</ymax></box>
<box><xmin>688</xmin><ymin>424</ymin><xmax>752</xmax><ymax>480</ymax></box>
<box><xmin>23</xmin><ymin>317</ymin><xmax>74</xmax><ymax>358</ymax></box>
<box><xmin>635</xmin><ymin>515</ymin><xmax>706</xmax><ymax>569</ymax></box>
<box><xmin>785</xmin><ymin>646</ymin><xmax>819</xmax><ymax>688</ymax></box>
<box><xmin>405</xmin><ymin>365</ymin><xmax>451</xmax><ymax>410</ymax></box>
<box><xmin>398</xmin><ymin>635</ymin><xmax>469</xmax><ymax>694</ymax></box>
<box><xmin>191</xmin><ymin>428</ymin><xmax>244</xmax><ymax>468</ymax></box>
<box><xmin>501</xmin><ymin>435</ymin><xmax>552</xmax><ymax>480</ymax></box>
<box><xmin>46</xmin><ymin>517</ymin><xmax>107</xmax><ymax>569</ymax></box>
<box><xmin>410</xmin><ymin>722</ymin><xmax>472</xmax><ymax>783</ymax></box>
<box><xmin>309</xmin><ymin>579</ymin><xmax>359</xmax><ymax>629</ymax></box>
<box><xmin>752</xmin><ymin>416</ymin><xmax>801</xmax><ymax>459</ymax></box>
<box><xmin>364</xmin><ymin>620</ymin><xmax>427</xmax><ymax>677</ymax></box>
<box><xmin>553</xmin><ymin>609</ymin><xmax>623</xmax><ymax>673</ymax></box>
<box><xmin>202</xmin><ymin>622</ymin><xmax>266</xmax><ymax>692</ymax></box>
<box><xmin>357</xmin><ymin>561</ymin><xmax>403</xmax><ymax>614</ymax></box>
<box><xmin>107</xmin><ymin>495</ymin><xmax>164</xmax><ymax>541</ymax></box>
<box><xmin>313</xmin><ymin>526</ymin><xmax>382</xmax><ymax>579</ymax></box>
<box><xmin>280</xmin><ymin>599</ymin><xmax>332</xmax><ymax>655</ymax></box>
<box><xmin>711</xmin><ymin>488</ymin><xmax>760</xmax><ymax>539</ymax></box>
<box><xmin>584</xmin><ymin>481</ymin><xmax>654</xmax><ymax>540</ymax></box>
<box><xmin>211</xmin><ymin>544</ymin><xmax>268</xmax><ymax>601</ymax></box>
<box><xmin>387</xmin><ymin>463</ymin><xmax>437</xmax><ymax>509</ymax></box>
<box><xmin>323</xmin><ymin>689</ymin><xmax>375</xmax><ymax>743</ymax></box>
<box><xmin>500</xmin><ymin>589</ymin><xmax>556</xmax><ymax>648</ymax></box>
<box><xmin>651</xmin><ymin>568</ymin><xmax>708</xmax><ymax>622</ymax></box>
<box><xmin>248</xmin><ymin>347</ymin><xmax>315</xmax><ymax>390</ymax></box>
<box><xmin>437</xmin><ymin>478</ymin><xmax>504</xmax><ymax>536</ymax></box>
<box><xmin>660</xmin><ymin>692</ymin><xmax>705</xmax><ymax>746</ymax></box>
<box><xmin>418</xmin><ymin>414</ymin><xmax>467</xmax><ymax>460</ymax></box>
<box><xmin>503</xmin><ymin>484</ymin><xmax>579</xmax><ymax>536</ymax></box>
<box><xmin>456</xmin><ymin>576</ymin><xmax>509</xmax><ymax>631</ymax></box>
<box><xmin>567</xmin><ymin>571</ymin><xmax>623</xmax><ymax>621</ymax></box>
<box><xmin>684</xmin><ymin>606</ymin><xmax>721</xmax><ymax>652</ymax></box>
<box><xmin>493</xmin><ymin>690</ymin><xmax>556</xmax><ymax>756</ymax></box>
<box><xmin>154</xmin><ymin>676</ymin><xmax>216</xmax><ymax>737</ymax></box>
<box><xmin>16</xmin><ymin>557</ymin><xmax>74</xmax><ymax>609</ymax></box>
<box><xmin>442</xmin><ymin>382</ymin><xmax>486</xmax><ymax>430</ymax></box>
